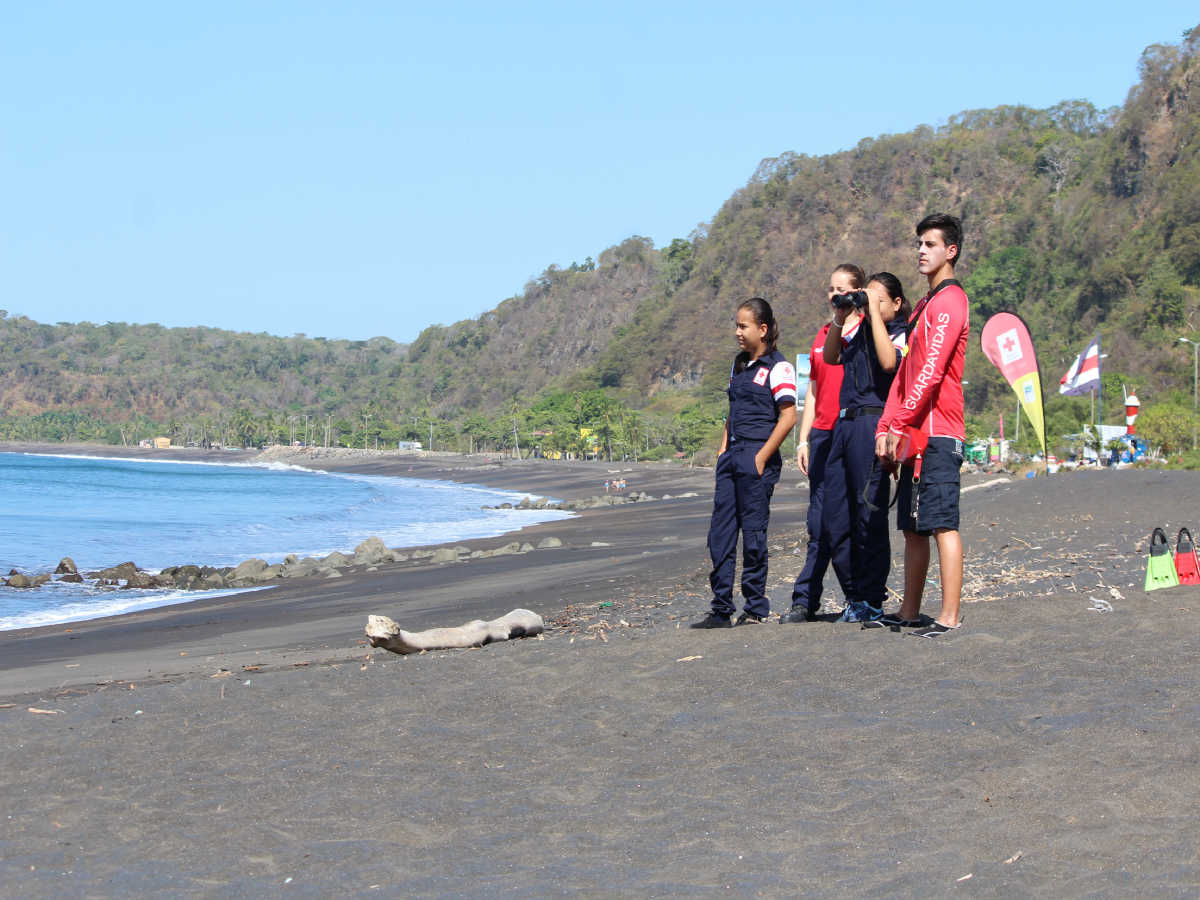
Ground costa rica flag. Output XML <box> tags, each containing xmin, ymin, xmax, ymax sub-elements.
<box><xmin>1060</xmin><ymin>334</ymin><xmax>1102</xmax><ymax>396</ymax></box>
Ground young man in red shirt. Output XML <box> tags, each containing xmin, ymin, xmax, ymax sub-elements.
<box><xmin>874</xmin><ymin>214</ymin><xmax>970</xmax><ymax>638</ymax></box>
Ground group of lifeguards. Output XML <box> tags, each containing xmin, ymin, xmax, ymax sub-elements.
<box><xmin>693</xmin><ymin>213</ymin><xmax>970</xmax><ymax>639</ymax></box>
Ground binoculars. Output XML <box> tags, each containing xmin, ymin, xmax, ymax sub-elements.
<box><xmin>832</xmin><ymin>290</ymin><xmax>869</xmax><ymax>311</ymax></box>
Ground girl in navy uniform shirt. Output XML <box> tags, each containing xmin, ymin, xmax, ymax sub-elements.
<box><xmin>693</xmin><ymin>298</ymin><xmax>798</xmax><ymax>628</ymax></box>
<box><xmin>821</xmin><ymin>272</ymin><xmax>910</xmax><ymax>622</ymax></box>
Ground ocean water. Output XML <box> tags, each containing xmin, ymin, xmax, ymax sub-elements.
<box><xmin>0</xmin><ymin>452</ymin><xmax>571</xmax><ymax>630</ymax></box>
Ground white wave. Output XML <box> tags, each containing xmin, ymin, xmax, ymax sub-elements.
<box><xmin>16</xmin><ymin>450</ymin><xmax>321</xmax><ymax>475</ymax></box>
<box><xmin>309</xmin><ymin>468</ymin><xmax>551</xmax><ymax>504</ymax></box>
<box><xmin>229</xmin><ymin>507</ymin><xmax>576</xmax><ymax>562</ymax></box>
<box><xmin>0</xmin><ymin>585</ymin><xmax>274</xmax><ymax>632</ymax></box>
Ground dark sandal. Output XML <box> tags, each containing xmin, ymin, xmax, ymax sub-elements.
<box><xmin>910</xmin><ymin>622</ymin><xmax>960</xmax><ymax>638</ymax></box>
<box><xmin>862</xmin><ymin>614</ymin><xmax>923</xmax><ymax>630</ymax></box>
<box><xmin>881</xmin><ymin>615</ymin><xmax>924</xmax><ymax>628</ymax></box>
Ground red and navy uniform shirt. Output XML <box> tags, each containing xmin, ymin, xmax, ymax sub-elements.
<box><xmin>877</xmin><ymin>280</ymin><xmax>970</xmax><ymax>441</ymax></box>
<box><xmin>837</xmin><ymin>315</ymin><xmax>907</xmax><ymax>411</ymax></box>
<box><xmin>810</xmin><ymin>324</ymin><xmax>843</xmax><ymax>431</ymax></box>
<box><xmin>727</xmin><ymin>349</ymin><xmax>798</xmax><ymax>444</ymax></box>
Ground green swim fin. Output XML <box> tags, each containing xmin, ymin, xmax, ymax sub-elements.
<box><xmin>1144</xmin><ymin>527</ymin><xmax>1179</xmax><ymax>591</ymax></box>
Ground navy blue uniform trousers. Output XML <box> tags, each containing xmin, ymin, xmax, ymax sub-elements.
<box><xmin>707</xmin><ymin>442</ymin><xmax>781</xmax><ymax>618</ymax></box>
<box><xmin>822</xmin><ymin>414</ymin><xmax>892</xmax><ymax>610</ymax></box>
<box><xmin>790</xmin><ymin>427</ymin><xmax>853</xmax><ymax>614</ymax></box>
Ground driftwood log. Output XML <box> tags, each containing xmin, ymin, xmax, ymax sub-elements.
<box><xmin>365</xmin><ymin>608</ymin><xmax>544</xmax><ymax>655</ymax></box>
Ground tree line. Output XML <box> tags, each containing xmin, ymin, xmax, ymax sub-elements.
<box><xmin>0</xmin><ymin>390</ymin><xmax>727</xmax><ymax>462</ymax></box>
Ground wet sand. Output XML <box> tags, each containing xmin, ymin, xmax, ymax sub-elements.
<box><xmin>2</xmin><ymin>445</ymin><xmax>1198</xmax><ymax>895</ymax></box>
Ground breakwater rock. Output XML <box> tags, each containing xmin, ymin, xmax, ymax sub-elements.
<box><xmin>3</xmin><ymin>532</ymin><xmax>569</xmax><ymax>593</ymax></box>
<box><xmin>485</xmin><ymin>489</ymin><xmax>682</xmax><ymax>511</ymax></box>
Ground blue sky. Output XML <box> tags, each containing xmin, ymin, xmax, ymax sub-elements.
<box><xmin>2</xmin><ymin>3</ymin><xmax>1197</xmax><ymax>343</ymax></box>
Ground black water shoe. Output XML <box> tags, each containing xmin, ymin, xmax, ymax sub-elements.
<box><xmin>778</xmin><ymin>607</ymin><xmax>817</xmax><ymax>624</ymax></box>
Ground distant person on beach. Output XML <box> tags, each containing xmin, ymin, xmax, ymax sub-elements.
<box><xmin>874</xmin><ymin>213</ymin><xmax>970</xmax><ymax>638</ymax></box>
<box><xmin>823</xmin><ymin>271</ymin><xmax>911</xmax><ymax>623</ymax></box>
<box><xmin>780</xmin><ymin>265</ymin><xmax>861</xmax><ymax>624</ymax></box>
<box><xmin>693</xmin><ymin>298</ymin><xmax>798</xmax><ymax>628</ymax></box>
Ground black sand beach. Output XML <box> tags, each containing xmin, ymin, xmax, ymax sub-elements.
<box><xmin>2</xmin><ymin>444</ymin><xmax>1198</xmax><ymax>895</ymax></box>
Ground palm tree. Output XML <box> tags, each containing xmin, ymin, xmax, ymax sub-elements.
<box><xmin>231</xmin><ymin>408</ymin><xmax>256</xmax><ymax>448</ymax></box>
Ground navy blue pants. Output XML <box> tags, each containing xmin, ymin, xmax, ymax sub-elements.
<box><xmin>707</xmin><ymin>443</ymin><xmax>781</xmax><ymax>618</ymax></box>
<box><xmin>790</xmin><ymin>428</ymin><xmax>852</xmax><ymax>614</ymax></box>
<box><xmin>822</xmin><ymin>414</ymin><xmax>892</xmax><ymax>610</ymax></box>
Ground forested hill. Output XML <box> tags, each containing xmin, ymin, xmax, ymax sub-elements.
<box><xmin>407</xmin><ymin>26</ymin><xmax>1200</xmax><ymax>430</ymax></box>
<box><xmin>3</xmin><ymin>26</ymin><xmax>1200</xmax><ymax>455</ymax></box>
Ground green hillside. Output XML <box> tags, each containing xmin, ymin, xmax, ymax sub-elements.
<box><xmin>3</xmin><ymin>26</ymin><xmax>1200</xmax><ymax>459</ymax></box>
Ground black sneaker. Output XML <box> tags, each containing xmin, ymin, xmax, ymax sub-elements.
<box><xmin>778</xmin><ymin>607</ymin><xmax>817</xmax><ymax>624</ymax></box>
<box><xmin>691</xmin><ymin>613</ymin><xmax>732</xmax><ymax>629</ymax></box>
<box><xmin>734</xmin><ymin>612</ymin><xmax>765</xmax><ymax>626</ymax></box>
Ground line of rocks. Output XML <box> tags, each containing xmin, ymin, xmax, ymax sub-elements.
<box><xmin>3</xmin><ymin>535</ymin><xmax>567</xmax><ymax>592</ymax></box>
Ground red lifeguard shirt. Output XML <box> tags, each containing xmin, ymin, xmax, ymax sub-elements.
<box><xmin>809</xmin><ymin>323</ymin><xmax>843</xmax><ymax>431</ymax></box>
<box><xmin>877</xmin><ymin>281</ymin><xmax>970</xmax><ymax>441</ymax></box>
